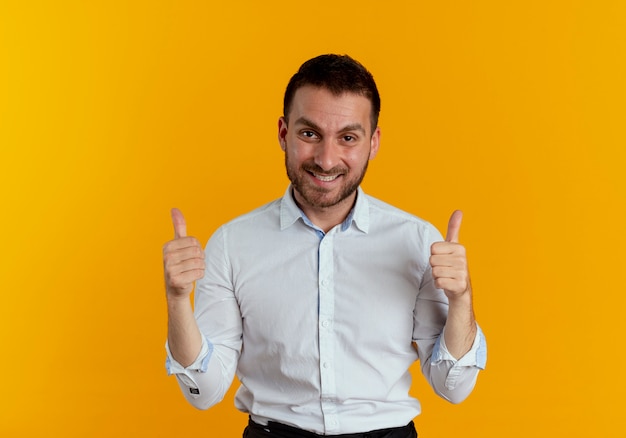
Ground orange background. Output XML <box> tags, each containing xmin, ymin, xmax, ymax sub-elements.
<box><xmin>1</xmin><ymin>1</ymin><xmax>625</xmax><ymax>436</ymax></box>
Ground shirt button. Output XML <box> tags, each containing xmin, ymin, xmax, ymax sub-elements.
<box><xmin>321</xmin><ymin>279</ymin><xmax>329</xmax><ymax>287</ymax></box>
<box><xmin>323</xmin><ymin>362</ymin><xmax>330</xmax><ymax>369</ymax></box>
<box><xmin>321</xmin><ymin>320</ymin><xmax>330</xmax><ymax>328</ymax></box>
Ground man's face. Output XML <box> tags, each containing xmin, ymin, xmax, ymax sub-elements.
<box><xmin>278</xmin><ymin>85</ymin><xmax>380</xmax><ymax>217</ymax></box>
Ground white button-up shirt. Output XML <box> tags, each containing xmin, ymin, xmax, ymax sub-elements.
<box><xmin>166</xmin><ymin>187</ymin><xmax>486</xmax><ymax>434</ymax></box>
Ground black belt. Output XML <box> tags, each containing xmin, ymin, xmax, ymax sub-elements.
<box><xmin>244</xmin><ymin>417</ymin><xmax>417</xmax><ymax>438</ymax></box>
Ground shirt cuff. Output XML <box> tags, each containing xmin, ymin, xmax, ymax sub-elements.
<box><xmin>165</xmin><ymin>334</ymin><xmax>213</xmax><ymax>376</ymax></box>
<box><xmin>431</xmin><ymin>323</ymin><xmax>487</xmax><ymax>390</ymax></box>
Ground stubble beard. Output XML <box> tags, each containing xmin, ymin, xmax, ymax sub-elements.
<box><xmin>285</xmin><ymin>147</ymin><xmax>369</xmax><ymax>210</ymax></box>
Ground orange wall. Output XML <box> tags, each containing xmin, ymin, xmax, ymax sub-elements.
<box><xmin>1</xmin><ymin>1</ymin><xmax>625</xmax><ymax>436</ymax></box>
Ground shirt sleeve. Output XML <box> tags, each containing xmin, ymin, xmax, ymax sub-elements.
<box><xmin>412</xmin><ymin>223</ymin><xmax>487</xmax><ymax>404</ymax></box>
<box><xmin>164</xmin><ymin>226</ymin><xmax>243</xmax><ymax>410</ymax></box>
<box><xmin>428</xmin><ymin>324</ymin><xmax>487</xmax><ymax>402</ymax></box>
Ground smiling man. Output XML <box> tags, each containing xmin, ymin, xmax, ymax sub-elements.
<box><xmin>279</xmin><ymin>84</ymin><xmax>379</xmax><ymax>232</ymax></box>
<box><xmin>163</xmin><ymin>54</ymin><xmax>486</xmax><ymax>438</ymax></box>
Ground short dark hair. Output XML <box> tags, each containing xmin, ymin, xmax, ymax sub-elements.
<box><xmin>283</xmin><ymin>54</ymin><xmax>381</xmax><ymax>131</ymax></box>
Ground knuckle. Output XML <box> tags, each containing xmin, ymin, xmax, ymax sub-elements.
<box><xmin>162</xmin><ymin>241</ymin><xmax>173</xmax><ymax>254</ymax></box>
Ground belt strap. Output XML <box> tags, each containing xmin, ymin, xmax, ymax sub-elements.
<box><xmin>245</xmin><ymin>417</ymin><xmax>417</xmax><ymax>438</ymax></box>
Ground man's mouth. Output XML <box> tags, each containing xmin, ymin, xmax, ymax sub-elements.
<box><xmin>312</xmin><ymin>172</ymin><xmax>341</xmax><ymax>182</ymax></box>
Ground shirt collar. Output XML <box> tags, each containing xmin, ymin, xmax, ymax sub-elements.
<box><xmin>279</xmin><ymin>186</ymin><xmax>303</xmax><ymax>230</ymax></box>
<box><xmin>279</xmin><ymin>186</ymin><xmax>370</xmax><ymax>234</ymax></box>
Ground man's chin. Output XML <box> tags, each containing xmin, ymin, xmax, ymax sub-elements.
<box><xmin>296</xmin><ymin>186</ymin><xmax>355</xmax><ymax>210</ymax></box>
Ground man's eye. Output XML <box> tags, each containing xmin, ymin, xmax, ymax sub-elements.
<box><xmin>343</xmin><ymin>135</ymin><xmax>355</xmax><ymax>142</ymax></box>
<box><xmin>302</xmin><ymin>131</ymin><xmax>315</xmax><ymax>138</ymax></box>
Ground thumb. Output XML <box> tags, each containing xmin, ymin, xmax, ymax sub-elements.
<box><xmin>171</xmin><ymin>208</ymin><xmax>187</xmax><ymax>239</ymax></box>
<box><xmin>446</xmin><ymin>210</ymin><xmax>463</xmax><ymax>243</ymax></box>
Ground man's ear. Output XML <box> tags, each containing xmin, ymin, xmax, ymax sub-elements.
<box><xmin>369</xmin><ymin>126</ymin><xmax>381</xmax><ymax>160</ymax></box>
<box><xmin>278</xmin><ymin>116</ymin><xmax>288</xmax><ymax>151</ymax></box>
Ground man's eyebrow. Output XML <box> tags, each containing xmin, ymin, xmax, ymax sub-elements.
<box><xmin>293</xmin><ymin>117</ymin><xmax>366</xmax><ymax>134</ymax></box>
<box><xmin>293</xmin><ymin>117</ymin><xmax>322</xmax><ymax>132</ymax></box>
<box><xmin>338</xmin><ymin>123</ymin><xmax>366</xmax><ymax>134</ymax></box>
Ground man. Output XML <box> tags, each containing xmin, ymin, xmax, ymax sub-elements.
<box><xmin>163</xmin><ymin>54</ymin><xmax>486</xmax><ymax>437</ymax></box>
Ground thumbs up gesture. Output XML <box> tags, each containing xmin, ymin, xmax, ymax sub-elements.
<box><xmin>162</xmin><ymin>208</ymin><xmax>205</xmax><ymax>298</ymax></box>
<box><xmin>430</xmin><ymin>210</ymin><xmax>471</xmax><ymax>300</ymax></box>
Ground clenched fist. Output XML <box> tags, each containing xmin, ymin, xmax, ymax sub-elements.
<box><xmin>162</xmin><ymin>208</ymin><xmax>205</xmax><ymax>299</ymax></box>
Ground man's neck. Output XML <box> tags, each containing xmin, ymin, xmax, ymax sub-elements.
<box><xmin>294</xmin><ymin>191</ymin><xmax>357</xmax><ymax>233</ymax></box>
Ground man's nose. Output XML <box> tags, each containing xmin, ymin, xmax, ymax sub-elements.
<box><xmin>314</xmin><ymin>139</ymin><xmax>340</xmax><ymax>171</ymax></box>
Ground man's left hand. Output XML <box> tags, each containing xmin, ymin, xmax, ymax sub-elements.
<box><xmin>430</xmin><ymin>210</ymin><xmax>472</xmax><ymax>300</ymax></box>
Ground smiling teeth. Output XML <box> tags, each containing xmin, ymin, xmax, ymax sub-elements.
<box><xmin>314</xmin><ymin>174</ymin><xmax>339</xmax><ymax>182</ymax></box>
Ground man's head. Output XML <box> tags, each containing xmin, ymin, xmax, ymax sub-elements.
<box><xmin>283</xmin><ymin>54</ymin><xmax>381</xmax><ymax>132</ymax></box>
<box><xmin>278</xmin><ymin>55</ymin><xmax>381</xmax><ymax>226</ymax></box>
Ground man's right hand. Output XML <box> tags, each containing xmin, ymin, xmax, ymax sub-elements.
<box><xmin>163</xmin><ymin>208</ymin><xmax>205</xmax><ymax>299</ymax></box>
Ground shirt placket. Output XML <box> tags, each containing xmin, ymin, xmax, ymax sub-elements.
<box><xmin>317</xmin><ymin>229</ymin><xmax>338</xmax><ymax>433</ymax></box>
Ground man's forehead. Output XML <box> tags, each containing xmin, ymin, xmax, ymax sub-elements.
<box><xmin>288</xmin><ymin>86</ymin><xmax>373</xmax><ymax>118</ymax></box>
<box><xmin>292</xmin><ymin>116</ymin><xmax>367</xmax><ymax>135</ymax></box>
